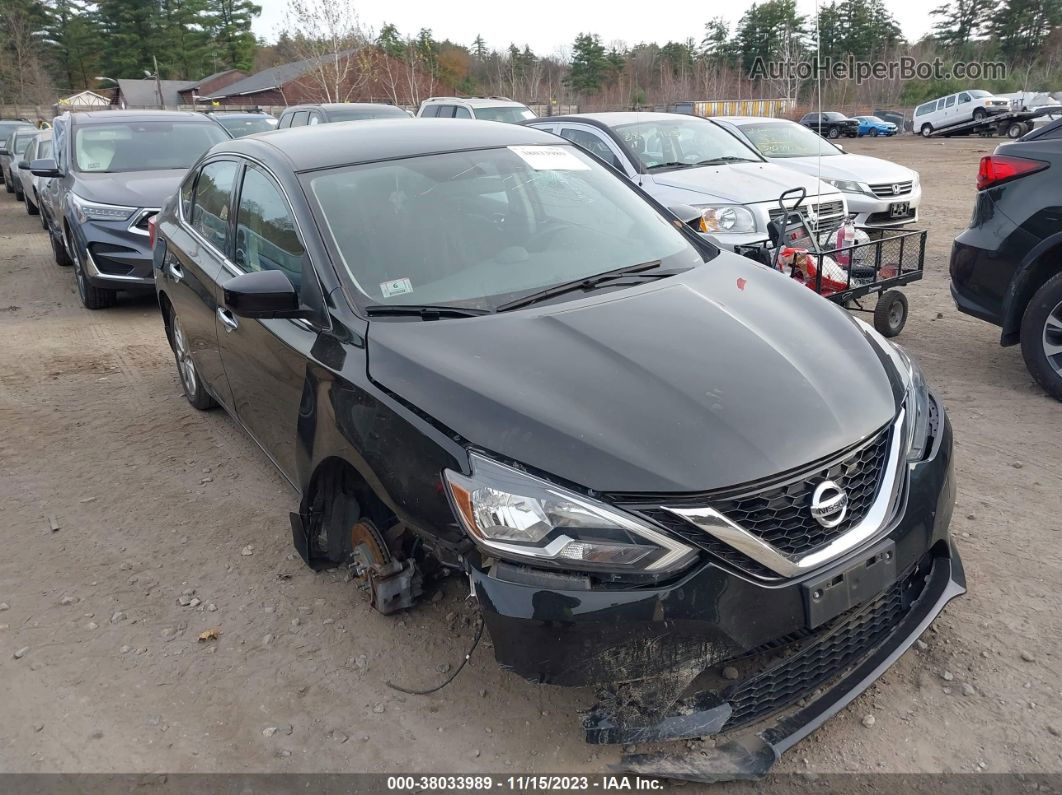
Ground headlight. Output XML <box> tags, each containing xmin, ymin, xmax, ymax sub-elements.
<box><xmin>825</xmin><ymin>178</ymin><xmax>873</xmax><ymax>196</ymax></box>
<box><xmin>444</xmin><ymin>454</ymin><xmax>697</xmax><ymax>575</ymax></box>
<box><xmin>70</xmin><ymin>193</ymin><xmax>136</xmax><ymax>223</ymax></box>
<box><xmin>894</xmin><ymin>345</ymin><xmax>931</xmax><ymax>462</ymax></box>
<box><xmin>695</xmin><ymin>205</ymin><xmax>756</xmax><ymax>234</ymax></box>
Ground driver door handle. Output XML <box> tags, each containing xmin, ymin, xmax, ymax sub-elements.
<box><xmin>168</xmin><ymin>261</ymin><xmax>183</xmax><ymax>281</ymax></box>
<box><xmin>217</xmin><ymin>307</ymin><xmax>239</xmax><ymax>332</ymax></box>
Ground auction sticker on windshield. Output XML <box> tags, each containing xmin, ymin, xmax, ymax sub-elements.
<box><xmin>508</xmin><ymin>145</ymin><xmax>590</xmax><ymax>171</ymax></box>
<box><xmin>380</xmin><ymin>277</ymin><xmax>413</xmax><ymax>298</ymax></box>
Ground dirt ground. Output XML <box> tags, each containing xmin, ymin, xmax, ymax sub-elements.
<box><xmin>0</xmin><ymin>135</ymin><xmax>1060</xmax><ymax>779</ymax></box>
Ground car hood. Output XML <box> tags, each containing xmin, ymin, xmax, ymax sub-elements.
<box><xmin>646</xmin><ymin>162</ymin><xmax>834</xmax><ymax>205</ymax></box>
<box><xmin>367</xmin><ymin>256</ymin><xmax>901</xmax><ymax>494</ymax></box>
<box><xmin>772</xmin><ymin>154</ymin><xmax>915</xmax><ymax>184</ymax></box>
<box><xmin>73</xmin><ymin>170</ymin><xmax>185</xmax><ymax>208</ymax></box>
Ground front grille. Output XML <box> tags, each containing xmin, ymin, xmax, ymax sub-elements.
<box><xmin>708</xmin><ymin>426</ymin><xmax>891</xmax><ymax>557</ymax></box>
<box><xmin>869</xmin><ymin>181</ymin><xmax>913</xmax><ymax>198</ymax></box>
<box><xmin>769</xmin><ymin>199</ymin><xmax>846</xmax><ymax>233</ymax></box>
<box><xmin>638</xmin><ymin>508</ymin><xmax>780</xmax><ymax>579</ymax></box>
<box><xmin>721</xmin><ymin>557</ymin><xmax>929</xmax><ymax>730</ymax></box>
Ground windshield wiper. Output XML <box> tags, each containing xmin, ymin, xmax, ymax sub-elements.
<box><xmin>646</xmin><ymin>161</ymin><xmax>699</xmax><ymax>171</ymax></box>
<box><xmin>694</xmin><ymin>156</ymin><xmax>759</xmax><ymax>165</ymax></box>
<box><xmin>366</xmin><ymin>304</ymin><xmax>491</xmax><ymax>320</ymax></box>
<box><xmin>496</xmin><ymin>261</ymin><xmax>681</xmax><ymax>312</ymax></box>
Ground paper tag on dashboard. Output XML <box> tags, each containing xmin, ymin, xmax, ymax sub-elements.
<box><xmin>380</xmin><ymin>277</ymin><xmax>413</xmax><ymax>297</ymax></box>
<box><xmin>508</xmin><ymin>145</ymin><xmax>590</xmax><ymax>171</ymax></box>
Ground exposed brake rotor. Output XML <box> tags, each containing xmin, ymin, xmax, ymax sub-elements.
<box><xmin>350</xmin><ymin>519</ymin><xmax>391</xmax><ymax>589</ymax></box>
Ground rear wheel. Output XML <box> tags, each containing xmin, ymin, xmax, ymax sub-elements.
<box><xmin>874</xmin><ymin>290</ymin><xmax>908</xmax><ymax>337</ymax></box>
<box><xmin>68</xmin><ymin>228</ymin><xmax>117</xmax><ymax>309</ymax></box>
<box><xmin>3</xmin><ymin>173</ymin><xmax>12</xmax><ymax>193</ymax></box>
<box><xmin>921</xmin><ymin>124</ymin><xmax>933</xmax><ymax>137</ymax></box>
<box><xmin>827</xmin><ymin>126</ymin><xmax>841</xmax><ymax>139</ymax></box>
<box><xmin>1020</xmin><ymin>272</ymin><xmax>1062</xmax><ymax>401</ymax></box>
<box><xmin>1006</xmin><ymin>121</ymin><xmax>1025</xmax><ymax>139</ymax></box>
<box><xmin>168</xmin><ymin>307</ymin><xmax>216</xmax><ymax>410</ymax></box>
<box><xmin>13</xmin><ymin>183</ymin><xmax>24</xmax><ymax>202</ymax></box>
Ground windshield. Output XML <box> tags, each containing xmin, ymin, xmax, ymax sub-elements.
<box><xmin>735</xmin><ymin>121</ymin><xmax>841</xmax><ymax>158</ymax></box>
<box><xmin>13</xmin><ymin>131</ymin><xmax>36</xmax><ymax>154</ymax></box>
<box><xmin>329</xmin><ymin>107</ymin><xmax>409</xmax><ymax>121</ymax></box>
<box><xmin>308</xmin><ymin>145</ymin><xmax>704</xmax><ymax>310</ymax></box>
<box><xmin>859</xmin><ymin>116</ymin><xmax>884</xmax><ymax>123</ymax></box>
<box><xmin>612</xmin><ymin>118</ymin><xmax>761</xmax><ymax>171</ymax></box>
<box><xmin>215</xmin><ymin>116</ymin><xmax>277</xmax><ymax>136</ymax></box>
<box><xmin>37</xmin><ymin>138</ymin><xmax>52</xmax><ymax>159</ymax></box>
<box><xmin>74</xmin><ymin>121</ymin><xmax>229</xmax><ymax>172</ymax></box>
<box><xmin>969</xmin><ymin>90</ymin><xmax>991</xmax><ymax>99</ymax></box>
<box><xmin>474</xmin><ymin>106</ymin><xmax>536</xmax><ymax>123</ymax></box>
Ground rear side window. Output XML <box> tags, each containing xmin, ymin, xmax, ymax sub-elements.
<box><xmin>234</xmin><ymin>165</ymin><xmax>304</xmax><ymax>286</ymax></box>
<box><xmin>191</xmin><ymin>160</ymin><xmax>238</xmax><ymax>252</ymax></box>
<box><xmin>454</xmin><ymin>106</ymin><xmax>472</xmax><ymax>119</ymax></box>
<box><xmin>559</xmin><ymin>127</ymin><xmax>623</xmax><ymax>170</ymax></box>
<box><xmin>434</xmin><ymin>106</ymin><xmax>454</xmax><ymax>118</ymax></box>
<box><xmin>37</xmin><ymin>138</ymin><xmax>52</xmax><ymax>159</ymax></box>
<box><xmin>291</xmin><ymin>111</ymin><xmax>309</xmax><ymax>127</ymax></box>
<box><xmin>945</xmin><ymin>95</ymin><xmax>956</xmax><ymax>108</ymax></box>
<box><xmin>420</xmin><ymin>105</ymin><xmax>438</xmax><ymax>118</ymax></box>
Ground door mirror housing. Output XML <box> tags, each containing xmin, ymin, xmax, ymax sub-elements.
<box><xmin>18</xmin><ymin>160</ymin><xmax>31</xmax><ymax>170</ymax></box>
<box><xmin>223</xmin><ymin>270</ymin><xmax>304</xmax><ymax>319</ymax></box>
<box><xmin>0</xmin><ymin>147</ymin><xmax>10</xmax><ymax>156</ymax></box>
<box><xmin>667</xmin><ymin>204</ymin><xmax>703</xmax><ymax>225</ymax></box>
<box><xmin>30</xmin><ymin>158</ymin><xmax>60</xmax><ymax>178</ymax></box>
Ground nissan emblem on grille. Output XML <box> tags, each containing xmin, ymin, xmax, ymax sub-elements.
<box><xmin>810</xmin><ymin>480</ymin><xmax>849</xmax><ymax>528</ymax></box>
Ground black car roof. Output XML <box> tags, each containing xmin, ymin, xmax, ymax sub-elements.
<box><xmin>213</xmin><ymin>118</ymin><xmax>560</xmax><ymax>172</ymax></box>
<box><xmin>68</xmin><ymin>110</ymin><xmax>214</xmax><ymax>126</ymax></box>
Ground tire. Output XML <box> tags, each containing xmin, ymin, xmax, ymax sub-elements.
<box><xmin>1006</xmin><ymin>122</ymin><xmax>1025</xmax><ymax>139</ymax></box>
<box><xmin>49</xmin><ymin>224</ymin><xmax>72</xmax><ymax>266</ymax></box>
<box><xmin>3</xmin><ymin>172</ymin><xmax>12</xmax><ymax>193</ymax></box>
<box><xmin>1019</xmin><ymin>271</ymin><xmax>1062</xmax><ymax>401</ymax></box>
<box><xmin>921</xmin><ymin>124</ymin><xmax>933</xmax><ymax>138</ymax></box>
<box><xmin>870</xmin><ymin>128</ymin><xmax>879</xmax><ymax>137</ymax></box>
<box><xmin>874</xmin><ymin>290</ymin><xmax>908</xmax><ymax>337</ymax></box>
<box><xmin>973</xmin><ymin>108</ymin><xmax>987</xmax><ymax>121</ymax></box>
<box><xmin>14</xmin><ymin>184</ymin><xmax>24</xmax><ymax>202</ymax></box>
<box><xmin>68</xmin><ymin>228</ymin><xmax>117</xmax><ymax>309</ymax></box>
<box><xmin>168</xmin><ymin>306</ymin><xmax>217</xmax><ymax>410</ymax></box>
<box><xmin>827</xmin><ymin>126</ymin><xmax>841</xmax><ymax>139</ymax></box>
<box><xmin>25</xmin><ymin>193</ymin><xmax>39</xmax><ymax>216</ymax></box>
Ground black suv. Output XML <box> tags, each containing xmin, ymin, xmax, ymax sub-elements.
<box><xmin>276</xmin><ymin>103</ymin><xmax>409</xmax><ymax>128</ymax></box>
<box><xmin>153</xmin><ymin>119</ymin><xmax>961</xmax><ymax>778</ymax></box>
<box><xmin>800</xmin><ymin>112</ymin><xmax>860</xmax><ymax>139</ymax></box>
<box><xmin>30</xmin><ymin>110</ymin><xmax>229</xmax><ymax>308</ymax></box>
<box><xmin>950</xmin><ymin>118</ymin><xmax>1062</xmax><ymax>399</ymax></box>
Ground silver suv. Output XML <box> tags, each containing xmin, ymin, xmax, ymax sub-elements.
<box><xmin>417</xmin><ymin>96</ymin><xmax>536</xmax><ymax>123</ymax></box>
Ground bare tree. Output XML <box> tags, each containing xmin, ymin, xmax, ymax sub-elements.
<box><xmin>283</xmin><ymin>0</ymin><xmax>373</xmax><ymax>102</ymax></box>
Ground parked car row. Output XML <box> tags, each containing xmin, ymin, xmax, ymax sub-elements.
<box><xmin>3</xmin><ymin>101</ymin><xmax>962</xmax><ymax>780</ymax></box>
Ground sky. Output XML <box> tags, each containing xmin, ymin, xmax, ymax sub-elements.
<box><xmin>251</xmin><ymin>0</ymin><xmax>935</xmax><ymax>54</ymax></box>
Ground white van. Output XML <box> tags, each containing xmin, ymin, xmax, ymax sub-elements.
<box><xmin>914</xmin><ymin>90</ymin><xmax>1015</xmax><ymax>136</ymax></box>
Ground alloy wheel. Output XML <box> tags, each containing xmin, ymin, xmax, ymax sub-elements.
<box><xmin>172</xmin><ymin>316</ymin><xmax>198</xmax><ymax>396</ymax></box>
<box><xmin>1042</xmin><ymin>299</ymin><xmax>1062</xmax><ymax>378</ymax></box>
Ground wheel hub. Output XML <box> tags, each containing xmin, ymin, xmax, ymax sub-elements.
<box><xmin>1043</xmin><ymin>299</ymin><xmax>1062</xmax><ymax>376</ymax></box>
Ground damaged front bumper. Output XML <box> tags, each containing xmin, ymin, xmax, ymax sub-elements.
<box><xmin>470</xmin><ymin>409</ymin><xmax>961</xmax><ymax>778</ymax></box>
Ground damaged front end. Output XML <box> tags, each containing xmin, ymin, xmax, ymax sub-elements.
<box><xmin>465</xmin><ymin>401</ymin><xmax>962</xmax><ymax>781</ymax></box>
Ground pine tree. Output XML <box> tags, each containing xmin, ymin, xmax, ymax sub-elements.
<box><xmin>930</xmin><ymin>0</ymin><xmax>993</xmax><ymax>49</ymax></box>
<box><xmin>42</xmin><ymin>0</ymin><xmax>102</xmax><ymax>90</ymax></box>
<box><xmin>566</xmin><ymin>32</ymin><xmax>609</xmax><ymax>94</ymax></box>
<box><xmin>206</xmin><ymin>0</ymin><xmax>260</xmax><ymax>72</ymax></box>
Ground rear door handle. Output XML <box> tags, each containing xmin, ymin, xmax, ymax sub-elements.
<box><xmin>217</xmin><ymin>307</ymin><xmax>239</xmax><ymax>332</ymax></box>
<box><xmin>168</xmin><ymin>261</ymin><xmax>183</xmax><ymax>281</ymax></box>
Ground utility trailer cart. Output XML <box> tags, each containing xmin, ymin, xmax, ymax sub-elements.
<box><xmin>921</xmin><ymin>105</ymin><xmax>1062</xmax><ymax>139</ymax></box>
<box><xmin>735</xmin><ymin>188</ymin><xmax>927</xmax><ymax>337</ymax></box>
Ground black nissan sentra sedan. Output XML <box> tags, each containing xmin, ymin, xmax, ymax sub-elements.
<box><xmin>152</xmin><ymin>119</ymin><xmax>963</xmax><ymax>778</ymax></box>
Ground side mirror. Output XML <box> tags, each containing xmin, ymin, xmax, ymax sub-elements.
<box><xmin>0</xmin><ymin>148</ymin><xmax>9</xmax><ymax>156</ymax></box>
<box><xmin>223</xmin><ymin>269</ymin><xmax>302</xmax><ymax>319</ymax></box>
<box><xmin>667</xmin><ymin>204</ymin><xmax>703</xmax><ymax>225</ymax></box>
<box><xmin>835</xmin><ymin>144</ymin><xmax>846</xmax><ymax>153</ymax></box>
<box><xmin>18</xmin><ymin>160</ymin><xmax>31</xmax><ymax>170</ymax></box>
<box><xmin>30</xmin><ymin>158</ymin><xmax>60</xmax><ymax>178</ymax></box>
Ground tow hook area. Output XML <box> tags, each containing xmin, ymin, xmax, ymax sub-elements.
<box><xmin>350</xmin><ymin>518</ymin><xmax>423</xmax><ymax>615</ymax></box>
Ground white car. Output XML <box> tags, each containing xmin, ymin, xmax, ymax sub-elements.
<box><xmin>17</xmin><ymin>127</ymin><xmax>52</xmax><ymax>221</ymax></box>
<box><xmin>717</xmin><ymin>116</ymin><xmax>920</xmax><ymax>228</ymax></box>
<box><xmin>526</xmin><ymin>112</ymin><xmax>846</xmax><ymax>250</ymax></box>
<box><xmin>913</xmin><ymin>90</ymin><xmax>1015</xmax><ymax>137</ymax></box>
<box><xmin>417</xmin><ymin>96</ymin><xmax>536</xmax><ymax>123</ymax></box>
